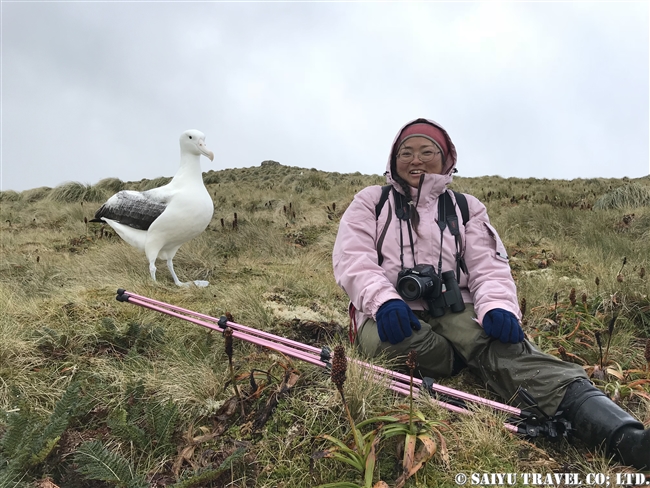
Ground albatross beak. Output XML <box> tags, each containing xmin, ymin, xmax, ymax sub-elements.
<box><xmin>199</xmin><ymin>142</ymin><xmax>215</xmax><ymax>162</ymax></box>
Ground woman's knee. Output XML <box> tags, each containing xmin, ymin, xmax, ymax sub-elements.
<box><xmin>357</xmin><ymin>319</ymin><xmax>456</xmax><ymax>378</ymax></box>
<box><xmin>397</xmin><ymin>326</ymin><xmax>457</xmax><ymax>378</ymax></box>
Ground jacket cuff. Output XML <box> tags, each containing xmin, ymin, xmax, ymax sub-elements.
<box><xmin>368</xmin><ymin>290</ymin><xmax>403</xmax><ymax>319</ymax></box>
<box><xmin>476</xmin><ymin>302</ymin><xmax>522</xmax><ymax>325</ymax></box>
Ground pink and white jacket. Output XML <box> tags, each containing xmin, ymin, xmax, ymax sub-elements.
<box><xmin>332</xmin><ymin>119</ymin><xmax>521</xmax><ymax>335</ymax></box>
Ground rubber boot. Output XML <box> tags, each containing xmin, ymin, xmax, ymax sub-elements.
<box><xmin>558</xmin><ymin>379</ymin><xmax>650</xmax><ymax>470</ymax></box>
<box><xmin>611</xmin><ymin>425</ymin><xmax>650</xmax><ymax>470</ymax></box>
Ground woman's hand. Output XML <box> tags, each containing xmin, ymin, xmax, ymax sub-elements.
<box><xmin>482</xmin><ymin>308</ymin><xmax>524</xmax><ymax>343</ymax></box>
<box><xmin>376</xmin><ymin>299</ymin><xmax>422</xmax><ymax>344</ymax></box>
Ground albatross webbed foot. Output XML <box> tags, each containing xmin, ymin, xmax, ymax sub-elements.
<box><xmin>166</xmin><ymin>259</ymin><xmax>208</xmax><ymax>287</ymax></box>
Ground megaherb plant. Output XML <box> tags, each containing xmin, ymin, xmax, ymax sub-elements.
<box><xmin>0</xmin><ymin>166</ymin><xmax>649</xmax><ymax>486</ymax></box>
<box><xmin>315</xmin><ymin>345</ymin><xmax>383</xmax><ymax>488</ymax></box>
<box><xmin>314</xmin><ymin>347</ymin><xmax>448</xmax><ymax>488</ymax></box>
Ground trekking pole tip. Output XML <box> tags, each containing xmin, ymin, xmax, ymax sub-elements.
<box><xmin>116</xmin><ymin>289</ymin><xmax>130</xmax><ymax>302</ymax></box>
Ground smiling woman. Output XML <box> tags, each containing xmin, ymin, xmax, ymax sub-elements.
<box><xmin>332</xmin><ymin>117</ymin><xmax>650</xmax><ymax>471</ymax></box>
<box><xmin>394</xmin><ymin>135</ymin><xmax>445</xmax><ymax>187</ymax></box>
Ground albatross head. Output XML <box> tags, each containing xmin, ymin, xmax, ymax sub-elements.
<box><xmin>180</xmin><ymin>129</ymin><xmax>214</xmax><ymax>162</ymax></box>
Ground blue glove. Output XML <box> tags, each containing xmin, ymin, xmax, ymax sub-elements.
<box><xmin>482</xmin><ymin>308</ymin><xmax>524</xmax><ymax>344</ymax></box>
<box><xmin>376</xmin><ymin>300</ymin><xmax>421</xmax><ymax>345</ymax></box>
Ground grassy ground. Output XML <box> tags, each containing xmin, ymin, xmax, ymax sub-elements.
<box><xmin>1</xmin><ymin>165</ymin><xmax>649</xmax><ymax>487</ymax></box>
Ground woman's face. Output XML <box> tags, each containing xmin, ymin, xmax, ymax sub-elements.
<box><xmin>395</xmin><ymin>136</ymin><xmax>444</xmax><ymax>187</ymax></box>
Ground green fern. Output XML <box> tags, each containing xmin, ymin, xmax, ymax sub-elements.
<box><xmin>146</xmin><ymin>399</ymin><xmax>179</xmax><ymax>456</ymax></box>
<box><xmin>0</xmin><ymin>469</ymin><xmax>32</xmax><ymax>488</ymax></box>
<box><xmin>40</xmin><ymin>381</ymin><xmax>82</xmax><ymax>443</ymax></box>
<box><xmin>0</xmin><ymin>411</ymin><xmax>34</xmax><ymax>456</ymax></box>
<box><xmin>0</xmin><ymin>381</ymin><xmax>81</xmax><ymax>479</ymax></box>
<box><xmin>33</xmin><ymin>326</ymin><xmax>69</xmax><ymax>355</ymax></box>
<box><xmin>71</xmin><ymin>388</ymin><xmax>179</xmax><ymax>486</ymax></box>
<box><xmin>106</xmin><ymin>408</ymin><xmax>148</xmax><ymax>450</ymax></box>
<box><xmin>74</xmin><ymin>440</ymin><xmax>147</xmax><ymax>488</ymax></box>
<box><xmin>30</xmin><ymin>435</ymin><xmax>62</xmax><ymax>466</ymax></box>
<box><xmin>106</xmin><ymin>397</ymin><xmax>179</xmax><ymax>456</ymax></box>
<box><xmin>0</xmin><ymin>417</ymin><xmax>41</xmax><ymax>479</ymax></box>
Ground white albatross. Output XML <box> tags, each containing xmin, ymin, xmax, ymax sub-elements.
<box><xmin>92</xmin><ymin>129</ymin><xmax>215</xmax><ymax>287</ymax></box>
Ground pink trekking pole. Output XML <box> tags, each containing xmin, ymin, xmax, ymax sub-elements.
<box><xmin>116</xmin><ymin>289</ymin><xmax>572</xmax><ymax>440</ymax></box>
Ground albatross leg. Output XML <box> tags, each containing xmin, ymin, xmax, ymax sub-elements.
<box><xmin>166</xmin><ymin>258</ymin><xmax>188</xmax><ymax>287</ymax></box>
<box><xmin>165</xmin><ymin>259</ymin><xmax>209</xmax><ymax>287</ymax></box>
<box><xmin>146</xmin><ymin>245</ymin><xmax>162</xmax><ymax>283</ymax></box>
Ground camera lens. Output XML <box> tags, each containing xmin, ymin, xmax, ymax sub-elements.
<box><xmin>397</xmin><ymin>274</ymin><xmax>437</xmax><ymax>301</ymax></box>
<box><xmin>398</xmin><ymin>276</ymin><xmax>422</xmax><ymax>301</ymax></box>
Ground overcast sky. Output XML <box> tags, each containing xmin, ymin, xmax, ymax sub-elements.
<box><xmin>1</xmin><ymin>2</ymin><xmax>648</xmax><ymax>192</ymax></box>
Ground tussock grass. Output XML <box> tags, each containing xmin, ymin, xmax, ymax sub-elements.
<box><xmin>137</xmin><ymin>176</ymin><xmax>172</xmax><ymax>191</ymax></box>
<box><xmin>1</xmin><ymin>164</ymin><xmax>649</xmax><ymax>486</ymax></box>
<box><xmin>0</xmin><ymin>190</ymin><xmax>20</xmax><ymax>202</ymax></box>
<box><xmin>594</xmin><ymin>182</ymin><xmax>650</xmax><ymax>210</ymax></box>
<box><xmin>19</xmin><ymin>186</ymin><xmax>53</xmax><ymax>203</ymax></box>
<box><xmin>95</xmin><ymin>177</ymin><xmax>126</xmax><ymax>194</ymax></box>
<box><xmin>48</xmin><ymin>181</ymin><xmax>109</xmax><ymax>203</ymax></box>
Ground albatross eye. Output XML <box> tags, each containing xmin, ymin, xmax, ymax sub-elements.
<box><xmin>189</xmin><ymin>135</ymin><xmax>193</xmax><ymax>139</ymax></box>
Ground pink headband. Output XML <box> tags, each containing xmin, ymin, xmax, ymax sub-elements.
<box><xmin>396</xmin><ymin>122</ymin><xmax>449</xmax><ymax>158</ymax></box>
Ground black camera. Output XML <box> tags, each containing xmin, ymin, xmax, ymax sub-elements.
<box><xmin>396</xmin><ymin>265</ymin><xmax>465</xmax><ymax>318</ymax></box>
<box><xmin>396</xmin><ymin>264</ymin><xmax>441</xmax><ymax>301</ymax></box>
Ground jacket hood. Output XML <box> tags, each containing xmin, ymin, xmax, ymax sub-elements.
<box><xmin>385</xmin><ymin>118</ymin><xmax>458</xmax><ymax>188</ymax></box>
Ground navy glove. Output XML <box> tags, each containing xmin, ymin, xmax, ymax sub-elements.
<box><xmin>375</xmin><ymin>299</ymin><xmax>422</xmax><ymax>345</ymax></box>
<box><xmin>482</xmin><ymin>308</ymin><xmax>524</xmax><ymax>344</ymax></box>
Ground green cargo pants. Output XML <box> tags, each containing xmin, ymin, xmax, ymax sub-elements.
<box><xmin>356</xmin><ymin>304</ymin><xmax>589</xmax><ymax>417</ymax></box>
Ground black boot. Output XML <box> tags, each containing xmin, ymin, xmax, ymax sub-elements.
<box><xmin>558</xmin><ymin>379</ymin><xmax>650</xmax><ymax>470</ymax></box>
<box><xmin>611</xmin><ymin>425</ymin><xmax>650</xmax><ymax>470</ymax></box>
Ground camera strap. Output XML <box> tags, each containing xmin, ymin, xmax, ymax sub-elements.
<box><xmin>375</xmin><ymin>185</ymin><xmax>469</xmax><ymax>278</ymax></box>
<box><xmin>395</xmin><ymin>190</ymin><xmax>416</xmax><ymax>270</ymax></box>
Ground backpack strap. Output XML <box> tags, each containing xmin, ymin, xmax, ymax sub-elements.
<box><xmin>375</xmin><ymin>185</ymin><xmax>392</xmax><ymax>219</ymax></box>
<box><xmin>439</xmin><ymin>190</ymin><xmax>469</xmax><ymax>279</ymax></box>
<box><xmin>454</xmin><ymin>191</ymin><xmax>470</xmax><ymax>277</ymax></box>
<box><xmin>375</xmin><ymin>185</ymin><xmax>393</xmax><ymax>266</ymax></box>
<box><xmin>453</xmin><ymin>190</ymin><xmax>469</xmax><ymax>226</ymax></box>
<box><xmin>375</xmin><ymin>185</ymin><xmax>415</xmax><ymax>266</ymax></box>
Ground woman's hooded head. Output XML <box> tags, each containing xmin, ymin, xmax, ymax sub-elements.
<box><xmin>387</xmin><ymin>118</ymin><xmax>458</xmax><ymax>180</ymax></box>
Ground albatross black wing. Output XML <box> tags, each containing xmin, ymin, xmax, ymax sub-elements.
<box><xmin>91</xmin><ymin>190</ymin><xmax>167</xmax><ymax>230</ymax></box>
